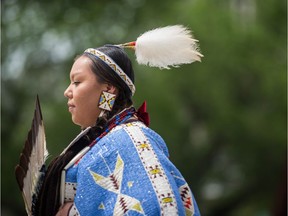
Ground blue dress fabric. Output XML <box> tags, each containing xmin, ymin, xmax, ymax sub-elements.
<box><xmin>65</xmin><ymin>121</ymin><xmax>201</xmax><ymax>216</ymax></box>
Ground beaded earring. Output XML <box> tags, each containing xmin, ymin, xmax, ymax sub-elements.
<box><xmin>98</xmin><ymin>91</ymin><xmax>116</xmax><ymax>112</ymax></box>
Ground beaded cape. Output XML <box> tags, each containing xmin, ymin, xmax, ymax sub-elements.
<box><xmin>63</xmin><ymin>121</ymin><xmax>201</xmax><ymax>216</ymax></box>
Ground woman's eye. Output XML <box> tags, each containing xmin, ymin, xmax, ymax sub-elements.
<box><xmin>72</xmin><ymin>81</ymin><xmax>80</xmax><ymax>85</ymax></box>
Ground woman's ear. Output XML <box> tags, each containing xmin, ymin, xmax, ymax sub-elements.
<box><xmin>106</xmin><ymin>84</ymin><xmax>118</xmax><ymax>95</ymax></box>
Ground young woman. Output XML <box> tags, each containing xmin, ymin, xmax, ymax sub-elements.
<box><xmin>35</xmin><ymin>26</ymin><xmax>202</xmax><ymax>216</ymax></box>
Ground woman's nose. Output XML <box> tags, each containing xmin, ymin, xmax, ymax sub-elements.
<box><xmin>64</xmin><ymin>85</ymin><xmax>72</xmax><ymax>98</ymax></box>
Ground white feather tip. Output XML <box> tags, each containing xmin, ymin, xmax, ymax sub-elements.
<box><xmin>135</xmin><ymin>25</ymin><xmax>203</xmax><ymax>69</ymax></box>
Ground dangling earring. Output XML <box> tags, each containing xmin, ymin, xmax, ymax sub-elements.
<box><xmin>98</xmin><ymin>91</ymin><xmax>116</xmax><ymax>112</ymax></box>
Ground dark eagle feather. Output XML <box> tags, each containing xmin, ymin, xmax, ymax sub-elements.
<box><xmin>15</xmin><ymin>96</ymin><xmax>48</xmax><ymax>216</ymax></box>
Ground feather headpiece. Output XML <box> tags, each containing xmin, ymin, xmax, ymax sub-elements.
<box><xmin>119</xmin><ymin>25</ymin><xmax>203</xmax><ymax>69</ymax></box>
<box><xmin>85</xmin><ymin>25</ymin><xmax>202</xmax><ymax>96</ymax></box>
<box><xmin>15</xmin><ymin>96</ymin><xmax>48</xmax><ymax>216</ymax></box>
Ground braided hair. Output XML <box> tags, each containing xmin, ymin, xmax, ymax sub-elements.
<box><xmin>35</xmin><ymin>46</ymin><xmax>135</xmax><ymax>216</ymax></box>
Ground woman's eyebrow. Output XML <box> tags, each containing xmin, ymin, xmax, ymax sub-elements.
<box><xmin>70</xmin><ymin>71</ymin><xmax>82</xmax><ymax>80</ymax></box>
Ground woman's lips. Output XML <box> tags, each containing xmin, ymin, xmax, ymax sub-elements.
<box><xmin>68</xmin><ymin>103</ymin><xmax>75</xmax><ymax>112</ymax></box>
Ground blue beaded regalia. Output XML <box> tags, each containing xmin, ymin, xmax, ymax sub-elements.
<box><xmin>63</xmin><ymin>121</ymin><xmax>201</xmax><ymax>216</ymax></box>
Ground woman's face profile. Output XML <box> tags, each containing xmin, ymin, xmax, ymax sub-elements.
<box><xmin>64</xmin><ymin>56</ymin><xmax>108</xmax><ymax>128</ymax></box>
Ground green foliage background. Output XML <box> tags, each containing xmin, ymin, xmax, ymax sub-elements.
<box><xmin>1</xmin><ymin>0</ymin><xmax>286</xmax><ymax>215</ymax></box>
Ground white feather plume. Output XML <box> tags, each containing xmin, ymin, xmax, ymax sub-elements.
<box><xmin>134</xmin><ymin>25</ymin><xmax>203</xmax><ymax>69</ymax></box>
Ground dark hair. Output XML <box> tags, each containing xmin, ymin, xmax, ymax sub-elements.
<box><xmin>35</xmin><ymin>46</ymin><xmax>135</xmax><ymax>216</ymax></box>
<box><xmin>83</xmin><ymin>45</ymin><xmax>135</xmax><ymax>138</ymax></box>
<box><xmin>88</xmin><ymin>45</ymin><xmax>134</xmax><ymax>87</ymax></box>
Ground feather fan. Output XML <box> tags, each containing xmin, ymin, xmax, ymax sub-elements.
<box><xmin>15</xmin><ymin>96</ymin><xmax>48</xmax><ymax>216</ymax></box>
<box><xmin>121</xmin><ymin>25</ymin><xmax>203</xmax><ymax>69</ymax></box>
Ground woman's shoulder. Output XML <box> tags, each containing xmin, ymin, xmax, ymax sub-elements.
<box><xmin>110</xmin><ymin>121</ymin><xmax>170</xmax><ymax>157</ymax></box>
<box><xmin>114</xmin><ymin>121</ymin><xmax>164</xmax><ymax>140</ymax></box>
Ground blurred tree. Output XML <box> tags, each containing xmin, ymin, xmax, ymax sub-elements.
<box><xmin>1</xmin><ymin>0</ymin><xmax>286</xmax><ymax>215</ymax></box>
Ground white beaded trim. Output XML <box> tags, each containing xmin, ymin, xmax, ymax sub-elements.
<box><xmin>64</xmin><ymin>182</ymin><xmax>77</xmax><ymax>202</ymax></box>
<box><xmin>124</xmin><ymin>123</ymin><xmax>179</xmax><ymax>215</ymax></box>
<box><xmin>68</xmin><ymin>203</ymin><xmax>80</xmax><ymax>216</ymax></box>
